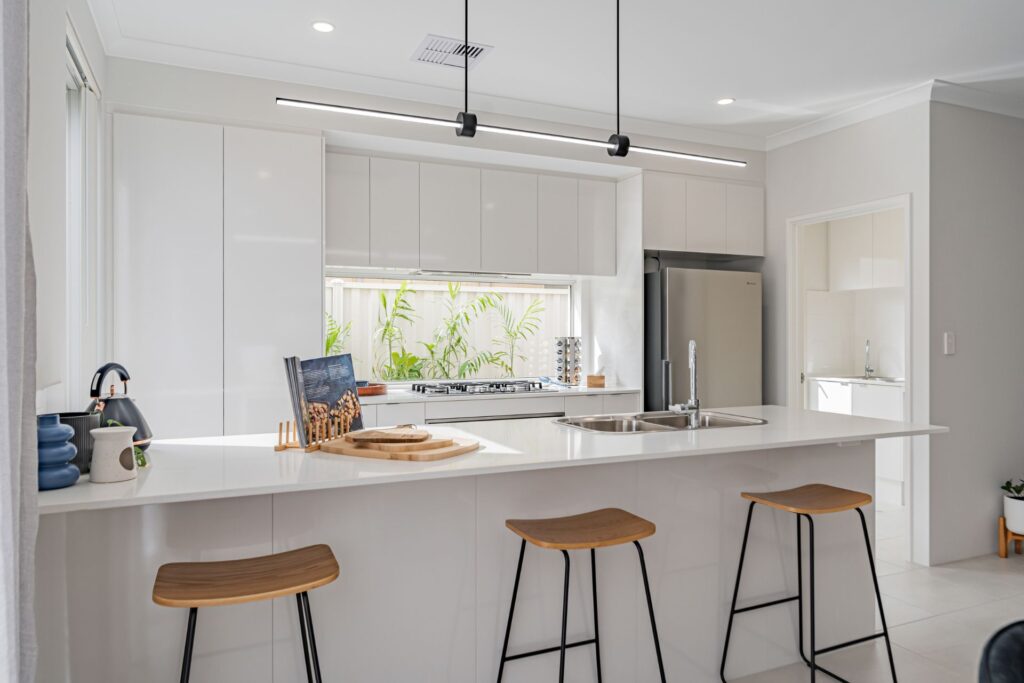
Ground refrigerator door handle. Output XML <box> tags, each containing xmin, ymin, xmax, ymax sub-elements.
<box><xmin>662</xmin><ymin>359</ymin><xmax>672</xmax><ymax>409</ymax></box>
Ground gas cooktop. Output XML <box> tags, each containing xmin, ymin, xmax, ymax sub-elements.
<box><xmin>409</xmin><ymin>380</ymin><xmax>556</xmax><ymax>396</ymax></box>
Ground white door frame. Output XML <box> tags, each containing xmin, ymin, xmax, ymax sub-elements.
<box><xmin>786</xmin><ymin>193</ymin><xmax>923</xmax><ymax>563</ymax></box>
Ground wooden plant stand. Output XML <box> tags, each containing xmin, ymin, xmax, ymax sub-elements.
<box><xmin>998</xmin><ymin>516</ymin><xmax>1024</xmax><ymax>558</ymax></box>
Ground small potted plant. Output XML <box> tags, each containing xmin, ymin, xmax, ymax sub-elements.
<box><xmin>1002</xmin><ymin>479</ymin><xmax>1024</xmax><ymax>534</ymax></box>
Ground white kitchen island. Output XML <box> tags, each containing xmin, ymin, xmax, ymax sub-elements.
<box><xmin>35</xmin><ymin>406</ymin><xmax>944</xmax><ymax>683</ymax></box>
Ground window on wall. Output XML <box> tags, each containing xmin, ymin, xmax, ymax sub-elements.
<box><xmin>324</xmin><ymin>277</ymin><xmax>572</xmax><ymax>381</ymax></box>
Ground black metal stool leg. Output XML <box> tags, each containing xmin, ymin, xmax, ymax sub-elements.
<box><xmin>300</xmin><ymin>592</ymin><xmax>324</xmax><ymax>683</ymax></box>
<box><xmin>296</xmin><ymin>593</ymin><xmax>314</xmax><ymax>683</ymax></box>
<box><xmin>635</xmin><ymin>540</ymin><xmax>667</xmax><ymax>683</ymax></box>
<box><xmin>591</xmin><ymin>548</ymin><xmax>603</xmax><ymax>682</ymax></box>
<box><xmin>497</xmin><ymin>539</ymin><xmax>526</xmax><ymax>683</ymax></box>
<box><xmin>558</xmin><ymin>549</ymin><xmax>571</xmax><ymax>683</ymax></box>
<box><xmin>856</xmin><ymin>507</ymin><xmax>898</xmax><ymax>682</ymax></box>
<box><xmin>797</xmin><ymin>514</ymin><xmax>811</xmax><ymax>667</ymax></box>
<box><xmin>806</xmin><ymin>514</ymin><xmax>816</xmax><ymax>683</ymax></box>
<box><xmin>179</xmin><ymin>607</ymin><xmax>198</xmax><ymax>683</ymax></box>
<box><xmin>721</xmin><ymin>501</ymin><xmax>756</xmax><ymax>682</ymax></box>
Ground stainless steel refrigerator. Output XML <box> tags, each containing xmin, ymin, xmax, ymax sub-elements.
<box><xmin>644</xmin><ymin>267</ymin><xmax>762</xmax><ymax>411</ymax></box>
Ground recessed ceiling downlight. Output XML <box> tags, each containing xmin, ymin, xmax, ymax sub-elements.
<box><xmin>717</xmin><ymin>97</ymin><xmax>736</xmax><ymax>105</ymax></box>
<box><xmin>312</xmin><ymin>21</ymin><xmax>335</xmax><ymax>33</ymax></box>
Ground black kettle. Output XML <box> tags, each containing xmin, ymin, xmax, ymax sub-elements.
<box><xmin>86</xmin><ymin>362</ymin><xmax>154</xmax><ymax>451</ymax></box>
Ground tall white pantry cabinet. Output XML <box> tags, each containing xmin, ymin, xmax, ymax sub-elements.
<box><xmin>113</xmin><ymin>113</ymin><xmax>323</xmax><ymax>437</ymax></box>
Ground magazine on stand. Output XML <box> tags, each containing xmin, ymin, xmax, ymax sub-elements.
<box><xmin>283</xmin><ymin>353</ymin><xmax>364</xmax><ymax>448</ymax></box>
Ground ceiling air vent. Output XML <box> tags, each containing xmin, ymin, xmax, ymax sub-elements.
<box><xmin>411</xmin><ymin>34</ymin><xmax>493</xmax><ymax>70</ymax></box>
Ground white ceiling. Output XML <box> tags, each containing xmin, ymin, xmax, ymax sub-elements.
<box><xmin>87</xmin><ymin>0</ymin><xmax>1024</xmax><ymax>145</ymax></box>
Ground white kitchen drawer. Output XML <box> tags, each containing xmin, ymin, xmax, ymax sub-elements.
<box><xmin>359</xmin><ymin>405</ymin><xmax>379</xmax><ymax>429</ymax></box>
<box><xmin>376</xmin><ymin>402</ymin><xmax>426</xmax><ymax>427</ymax></box>
<box><xmin>603</xmin><ymin>393</ymin><xmax>640</xmax><ymax>414</ymax></box>
<box><xmin>563</xmin><ymin>395</ymin><xmax>603</xmax><ymax>417</ymax></box>
<box><xmin>424</xmin><ymin>396</ymin><xmax>565</xmax><ymax>423</ymax></box>
<box><xmin>808</xmin><ymin>379</ymin><xmax>853</xmax><ymax>415</ymax></box>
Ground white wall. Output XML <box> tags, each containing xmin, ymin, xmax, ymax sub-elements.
<box><xmin>28</xmin><ymin>0</ymin><xmax>107</xmax><ymax>409</ymax></box>
<box><xmin>766</xmin><ymin>103</ymin><xmax>931</xmax><ymax>560</ymax></box>
<box><xmin>928</xmin><ymin>102</ymin><xmax>1024</xmax><ymax>563</ymax></box>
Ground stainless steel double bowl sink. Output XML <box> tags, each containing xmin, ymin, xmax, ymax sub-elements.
<box><xmin>556</xmin><ymin>410</ymin><xmax>766</xmax><ymax>433</ymax></box>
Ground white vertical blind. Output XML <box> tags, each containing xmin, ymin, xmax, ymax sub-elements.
<box><xmin>325</xmin><ymin>278</ymin><xmax>571</xmax><ymax>380</ymax></box>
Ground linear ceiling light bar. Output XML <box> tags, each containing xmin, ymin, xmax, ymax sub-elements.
<box><xmin>276</xmin><ymin>0</ymin><xmax>746</xmax><ymax>170</ymax></box>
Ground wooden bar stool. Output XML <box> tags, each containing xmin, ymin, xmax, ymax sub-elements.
<box><xmin>153</xmin><ymin>544</ymin><xmax>339</xmax><ymax>683</ymax></box>
<box><xmin>719</xmin><ymin>484</ymin><xmax>897</xmax><ymax>683</ymax></box>
<box><xmin>496</xmin><ymin>508</ymin><xmax>666</xmax><ymax>683</ymax></box>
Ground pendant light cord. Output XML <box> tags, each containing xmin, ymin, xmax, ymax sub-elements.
<box><xmin>464</xmin><ymin>0</ymin><xmax>469</xmax><ymax>113</ymax></box>
<box><xmin>615</xmin><ymin>0</ymin><xmax>620</xmax><ymax>135</ymax></box>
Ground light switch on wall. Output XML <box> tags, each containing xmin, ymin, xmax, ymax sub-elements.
<box><xmin>943</xmin><ymin>332</ymin><xmax>956</xmax><ymax>355</ymax></box>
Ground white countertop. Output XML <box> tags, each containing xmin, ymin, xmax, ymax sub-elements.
<box><xmin>806</xmin><ymin>375</ymin><xmax>905</xmax><ymax>387</ymax></box>
<box><xmin>38</xmin><ymin>406</ymin><xmax>945</xmax><ymax>515</ymax></box>
<box><xmin>358</xmin><ymin>384</ymin><xmax>640</xmax><ymax>405</ymax></box>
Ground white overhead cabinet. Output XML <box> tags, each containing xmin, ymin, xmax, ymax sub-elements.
<box><xmin>537</xmin><ymin>175</ymin><xmax>579</xmax><ymax>274</ymax></box>
<box><xmin>112</xmin><ymin>114</ymin><xmax>224</xmax><ymax>439</ymax></box>
<box><xmin>685</xmin><ymin>179</ymin><xmax>728</xmax><ymax>253</ymax></box>
<box><xmin>642</xmin><ymin>171</ymin><xmax>687</xmax><ymax>251</ymax></box>
<box><xmin>578</xmin><ymin>179</ymin><xmax>616</xmax><ymax>275</ymax></box>
<box><xmin>420</xmin><ymin>162</ymin><xmax>481</xmax><ymax>271</ymax></box>
<box><xmin>482</xmin><ymin>169</ymin><xmax>538</xmax><ymax>273</ymax></box>
<box><xmin>370</xmin><ymin>157</ymin><xmax>419</xmax><ymax>269</ymax></box>
<box><xmin>828</xmin><ymin>214</ymin><xmax>874</xmax><ymax>291</ymax></box>
<box><xmin>224</xmin><ymin>127</ymin><xmax>323</xmax><ymax>435</ymax></box>
<box><xmin>828</xmin><ymin>210</ymin><xmax>905</xmax><ymax>291</ymax></box>
<box><xmin>325</xmin><ymin>153</ymin><xmax>370</xmax><ymax>267</ymax></box>
<box><xmin>872</xmin><ymin>207</ymin><xmax>905</xmax><ymax>288</ymax></box>
<box><xmin>640</xmin><ymin>171</ymin><xmax>765</xmax><ymax>256</ymax></box>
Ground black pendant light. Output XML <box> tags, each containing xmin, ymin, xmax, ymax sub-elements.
<box><xmin>606</xmin><ymin>0</ymin><xmax>629</xmax><ymax>156</ymax></box>
<box><xmin>455</xmin><ymin>0</ymin><xmax>477</xmax><ymax>137</ymax></box>
<box><xmin>276</xmin><ymin>0</ymin><xmax>746</xmax><ymax>167</ymax></box>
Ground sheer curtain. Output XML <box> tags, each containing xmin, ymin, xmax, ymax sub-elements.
<box><xmin>0</xmin><ymin>0</ymin><xmax>39</xmax><ymax>680</ymax></box>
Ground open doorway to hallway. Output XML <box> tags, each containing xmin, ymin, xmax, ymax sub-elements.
<box><xmin>792</xmin><ymin>201</ymin><xmax>912</xmax><ymax>566</ymax></box>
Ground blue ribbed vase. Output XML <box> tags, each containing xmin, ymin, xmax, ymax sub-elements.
<box><xmin>38</xmin><ymin>414</ymin><xmax>80</xmax><ymax>490</ymax></box>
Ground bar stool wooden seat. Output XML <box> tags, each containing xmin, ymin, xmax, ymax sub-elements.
<box><xmin>497</xmin><ymin>508</ymin><xmax>666</xmax><ymax>682</ymax></box>
<box><xmin>153</xmin><ymin>544</ymin><xmax>339</xmax><ymax>683</ymax></box>
<box><xmin>720</xmin><ymin>484</ymin><xmax>896</xmax><ymax>683</ymax></box>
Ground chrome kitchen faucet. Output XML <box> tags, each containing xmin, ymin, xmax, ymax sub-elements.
<box><xmin>670</xmin><ymin>339</ymin><xmax>701</xmax><ymax>428</ymax></box>
<box><xmin>864</xmin><ymin>339</ymin><xmax>875</xmax><ymax>379</ymax></box>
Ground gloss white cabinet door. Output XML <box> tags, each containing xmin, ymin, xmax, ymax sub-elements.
<box><xmin>224</xmin><ymin>127</ymin><xmax>323</xmax><ymax>435</ymax></box>
<box><xmin>370</xmin><ymin>158</ymin><xmax>419</xmax><ymax>268</ymax></box>
<box><xmin>727</xmin><ymin>184</ymin><xmax>765</xmax><ymax>256</ymax></box>
<box><xmin>684</xmin><ymin>179</ymin><xmax>728</xmax><ymax>253</ymax></box>
<box><xmin>420</xmin><ymin>162</ymin><xmax>481</xmax><ymax>272</ymax></box>
<box><xmin>872</xmin><ymin>207</ymin><xmax>905</xmax><ymax>288</ymax></box>
<box><xmin>325</xmin><ymin>153</ymin><xmax>370</xmax><ymax>267</ymax></box>
<box><xmin>579</xmin><ymin>179</ymin><xmax>616</xmax><ymax>275</ymax></box>
<box><xmin>641</xmin><ymin>171</ymin><xmax>686</xmax><ymax>251</ymax></box>
<box><xmin>482</xmin><ymin>169</ymin><xmax>538</xmax><ymax>273</ymax></box>
<box><xmin>828</xmin><ymin>214</ymin><xmax>873</xmax><ymax>291</ymax></box>
<box><xmin>112</xmin><ymin>114</ymin><xmax>224</xmax><ymax>438</ymax></box>
<box><xmin>537</xmin><ymin>175</ymin><xmax>578</xmax><ymax>275</ymax></box>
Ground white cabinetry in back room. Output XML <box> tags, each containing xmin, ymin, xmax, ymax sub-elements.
<box><xmin>420</xmin><ymin>162</ymin><xmax>481</xmax><ymax>272</ymax></box>
<box><xmin>827</xmin><ymin>209</ymin><xmax>904</xmax><ymax>291</ymax></box>
<box><xmin>482</xmin><ymin>169</ymin><xmax>538</xmax><ymax>273</ymax></box>
<box><xmin>224</xmin><ymin>127</ymin><xmax>323</xmax><ymax>435</ymax></box>
<box><xmin>537</xmin><ymin>175</ymin><xmax>579</xmax><ymax>274</ymax></box>
<box><xmin>371</xmin><ymin>157</ymin><xmax>419</xmax><ymax>268</ymax></box>
<box><xmin>112</xmin><ymin>114</ymin><xmax>224</xmax><ymax>439</ymax></box>
<box><xmin>578</xmin><ymin>179</ymin><xmax>616</xmax><ymax>275</ymax></box>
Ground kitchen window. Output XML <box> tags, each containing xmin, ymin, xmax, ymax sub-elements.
<box><xmin>324</xmin><ymin>276</ymin><xmax>572</xmax><ymax>382</ymax></box>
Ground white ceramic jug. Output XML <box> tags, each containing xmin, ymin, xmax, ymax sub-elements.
<box><xmin>89</xmin><ymin>426</ymin><xmax>138</xmax><ymax>483</ymax></box>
